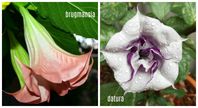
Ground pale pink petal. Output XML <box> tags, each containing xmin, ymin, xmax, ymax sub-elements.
<box><xmin>7</xmin><ymin>59</ymin><xmax>50</xmax><ymax>104</ymax></box>
<box><xmin>69</xmin><ymin>58</ymin><xmax>94</xmax><ymax>87</ymax></box>
<box><xmin>32</xmin><ymin>49</ymin><xmax>93</xmax><ymax>83</ymax></box>
<box><xmin>5</xmin><ymin>69</ymin><xmax>41</xmax><ymax>104</ymax></box>
<box><xmin>6</xmin><ymin>86</ymin><xmax>40</xmax><ymax>104</ymax></box>
<box><xmin>35</xmin><ymin>75</ymin><xmax>51</xmax><ymax>103</ymax></box>
<box><xmin>15</xmin><ymin>59</ymin><xmax>40</xmax><ymax>96</ymax></box>
<box><xmin>19</xmin><ymin>60</ymin><xmax>51</xmax><ymax>103</ymax></box>
<box><xmin>37</xmin><ymin>84</ymin><xmax>50</xmax><ymax>103</ymax></box>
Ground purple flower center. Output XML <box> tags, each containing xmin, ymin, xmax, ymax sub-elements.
<box><xmin>126</xmin><ymin>36</ymin><xmax>163</xmax><ymax>82</ymax></box>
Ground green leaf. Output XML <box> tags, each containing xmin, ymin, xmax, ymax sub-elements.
<box><xmin>100</xmin><ymin>22</ymin><xmax>117</xmax><ymax>62</ymax></box>
<box><xmin>27</xmin><ymin>3</ymin><xmax>38</xmax><ymax>10</ymax></box>
<box><xmin>13</xmin><ymin>2</ymin><xmax>29</xmax><ymax>7</ymax></box>
<box><xmin>156</xmin><ymin>96</ymin><xmax>172</xmax><ymax>105</ymax></box>
<box><xmin>149</xmin><ymin>2</ymin><xmax>171</xmax><ymax>20</ymax></box>
<box><xmin>160</xmin><ymin>87</ymin><xmax>185</xmax><ymax>98</ymax></box>
<box><xmin>183</xmin><ymin>3</ymin><xmax>196</xmax><ymax>25</ymax></box>
<box><xmin>100</xmin><ymin>52</ymin><xmax>105</xmax><ymax>62</ymax></box>
<box><xmin>146</xmin><ymin>91</ymin><xmax>172</xmax><ymax>106</ymax></box>
<box><xmin>8</xmin><ymin>30</ymin><xmax>29</xmax><ymax>88</ymax></box>
<box><xmin>119</xmin><ymin>10</ymin><xmax>136</xmax><ymax>26</ymax></box>
<box><xmin>13</xmin><ymin>2</ymin><xmax>37</xmax><ymax>10</ymax></box>
<box><xmin>101</xmin><ymin>3</ymin><xmax>128</xmax><ymax>25</ymax></box>
<box><xmin>171</xmin><ymin>3</ymin><xmax>183</xmax><ymax>14</ymax></box>
<box><xmin>165</xmin><ymin>16</ymin><xmax>189</xmax><ymax>35</ymax></box>
<box><xmin>37</xmin><ymin>17</ymin><xmax>80</xmax><ymax>55</ymax></box>
<box><xmin>177</xmin><ymin>38</ymin><xmax>196</xmax><ymax>82</ymax></box>
<box><xmin>100</xmin><ymin>82</ymin><xmax>146</xmax><ymax>106</ymax></box>
<box><xmin>100</xmin><ymin>22</ymin><xmax>117</xmax><ymax>61</ymax></box>
<box><xmin>148</xmin><ymin>96</ymin><xmax>172</xmax><ymax>106</ymax></box>
<box><xmin>33</xmin><ymin>2</ymin><xmax>98</xmax><ymax>39</ymax></box>
<box><xmin>185</xmin><ymin>36</ymin><xmax>196</xmax><ymax>52</ymax></box>
<box><xmin>100</xmin><ymin>22</ymin><xmax>117</xmax><ymax>49</ymax></box>
<box><xmin>171</xmin><ymin>2</ymin><xmax>196</xmax><ymax>26</ymax></box>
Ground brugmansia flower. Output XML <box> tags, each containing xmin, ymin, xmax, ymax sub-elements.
<box><xmin>102</xmin><ymin>10</ymin><xmax>184</xmax><ymax>93</ymax></box>
<box><xmin>8</xmin><ymin>6</ymin><xmax>93</xmax><ymax>103</ymax></box>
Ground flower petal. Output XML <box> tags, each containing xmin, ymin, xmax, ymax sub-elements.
<box><xmin>105</xmin><ymin>32</ymin><xmax>138</xmax><ymax>51</ymax></box>
<box><xmin>35</xmin><ymin>75</ymin><xmax>51</xmax><ymax>102</ymax></box>
<box><xmin>6</xmin><ymin>86</ymin><xmax>41</xmax><ymax>104</ymax></box>
<box><xmin>70</xmin><ymin>58</ymin><xmax>94</xmax><ymax>87</ymax></box>
<box><xmin>16</xmin><ymin>59</ymin><xmax>40</xmax><ymax>96</ymax></box>
<box><xmin>102</xmin><ymin>51</ymin><xmax>140</xmax><ymax>83</ymax></box>
<box><xmin>32</xmin><ymin>49</ymin><xmax>93</xmax><ymax>84</ymax></box>
<box><xmin>122</xmin><ymin>10</ymin><xmax>141</xmax><ymax>37</ymax></box>
<box><xmin>49</xmin><ymin>57</ymin><xmax>94</xmax><ymax>96</ymax></box>
<box><xmin>103</xmin><ymin>51</ymin><xmax>130</xmax><ymax>83</ymax></box>
<box><xmin>137</xmin><ymin>59</ymin><xmax>150</xmax><ymax>72</ymax></box>
<box><xmin>6</xmin><ymin>60</ymin><xmax>40</xmax><ymax>103</ymax></box>
<box><xmin>159</xmin><ymin>60</ymin><xmax>179</xmax><ymax>84</ymax></box>
<box><xmin>105</xmin><ymin>11</ymin><xmax>141</xmax><ymax>51</ymax></box>
<box><xmin>139</xmin><ymin>12</ymin><xmax>183</xmax><ymax>46</ymax></box>
<box><xmin>121</xmin><ymin>71</ymin><xmax>151</xmax><ymax>93</ymax></box>
<box><xmin>160</xmin><ymin>41</ymin><xmax>183</xmax><ymax>62</ymax></box>
<box><xmin>146</xmin><ymin>70</ymin><xmax>172</xmax><ymax>90</ymax></box>
<box><xmin>7</xmin><ymin>59</ymin><xmax>51</xmax><ymax>104</ymax></box>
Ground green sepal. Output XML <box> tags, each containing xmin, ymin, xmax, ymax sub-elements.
<box><xmin>8</xmin><ymin>30</ymin><xmax>29</xmax><ymax>88</ymax></box>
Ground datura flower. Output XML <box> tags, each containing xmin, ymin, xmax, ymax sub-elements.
<box><xmin>102</xmin><ymin>10</ymin><xmax>184</xmax><ymax>93</ymax></box>
<box><xmin>8</xmin><ymin>6</ymin><xmax>93</xmax><ymax>103</ymax></box>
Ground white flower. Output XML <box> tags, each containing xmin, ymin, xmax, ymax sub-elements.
<box><xmin>102</xmin><ymin>10</ymin><xmax>184</xmax><ymax>93</ymax></box>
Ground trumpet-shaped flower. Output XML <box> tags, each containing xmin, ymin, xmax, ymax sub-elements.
<box><xmin>8</xmin><ymin>6</ymin><xmax>93</xmax><ymax>103</ymax></box>
<box><xmin>103</xmin><ymin>10</ymin><xmax>184</xmax><ymax>93</ymax></box>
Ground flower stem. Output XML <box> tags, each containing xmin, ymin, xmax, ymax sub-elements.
<box><xmin>131</xmin><ymin>93</ymin><xmax>136</xmax><ymax>105</ymax></box>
